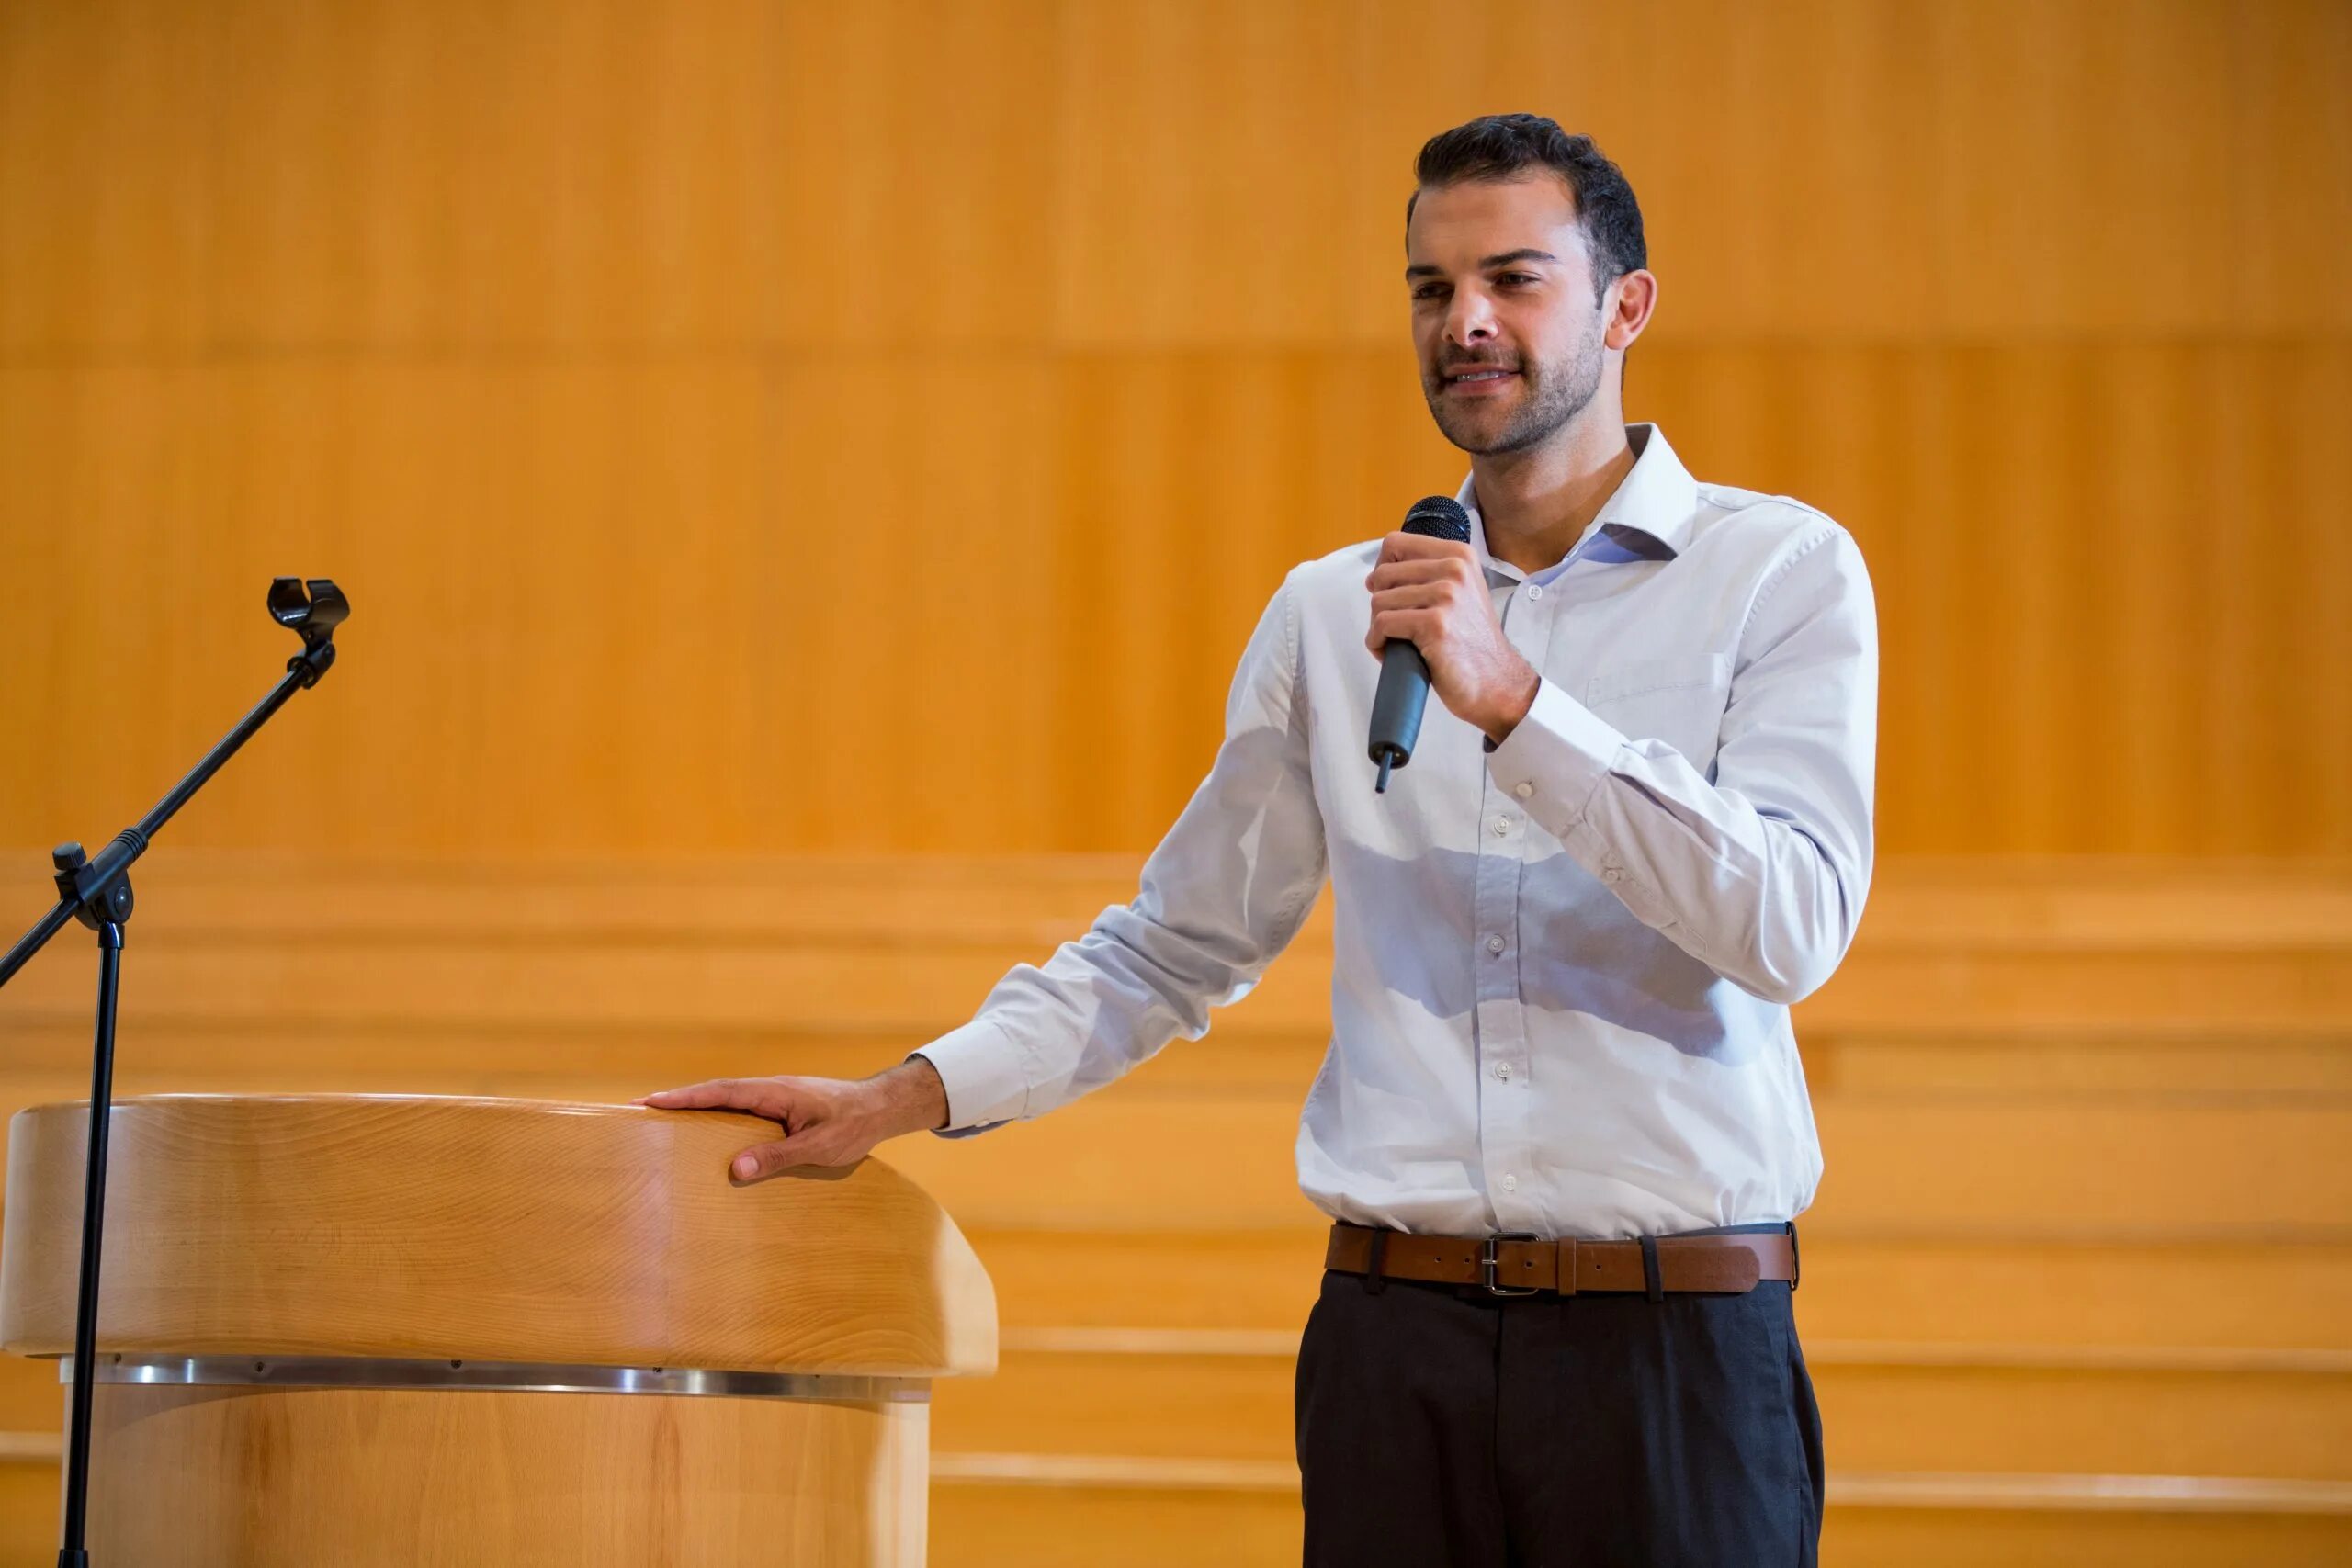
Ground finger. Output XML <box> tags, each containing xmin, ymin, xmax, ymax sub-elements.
<box><xmin>729</xmin><ymin>1138</ymin><xmax>803</xmax><ymax>1182</ymax></box>
<box><xmin>1368</xmin><ymin>608</ymin><xmax>1441</xmax><ymax>648</ymax></box>
<box><xmin>1369</xmin><ymin>581</ymin><xmax>1455</xmax><ymax>614</ymax></box>
<box><xmin>1365</xmin><ymin>587</ymin><xmax>1455</xmax><ymax>648</ymax></box>
<box><xmin>1364</xmin><ymin>558</ymin><xmax>1461</xmax><ymax>592</ymax></box>
<box><xmin>639</xmin><ymin>1079</ymin><xmax>762</xmax><ymax>1111</ymax></box>
<box><xmin>1380</xmin><ymin>532</ymin><xmax>1474</xmax><ymax>564</ymax></box>
<box><xmin>1367</xmin><ymin>604</ymin><xmax>1431</xmax><ymax>651</ymax></box>
<box><xmin>638</xmin><ymin>1079</ymin><xmax>734</xmax><ymax>1107</ymax></box>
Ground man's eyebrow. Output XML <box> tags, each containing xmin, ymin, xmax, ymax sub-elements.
<box><xmin>1403</xmin><ymin>248</ymin><xmax>1561</xmax><ymax>281</ymax></box>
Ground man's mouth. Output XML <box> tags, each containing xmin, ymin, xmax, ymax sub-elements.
<box><xmin>1442</xmin><ymin>367</ymin><xmax>1517</xmax><ymax>393</ymax></box>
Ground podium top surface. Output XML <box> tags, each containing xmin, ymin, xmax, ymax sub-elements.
<box><xmin>0</xmin><ymin>1094</ymin><xmax>996</xmax><ymax>1377</ymax></box>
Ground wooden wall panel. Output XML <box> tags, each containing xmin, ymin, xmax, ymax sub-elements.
<box><xmin>0</xmin><ymin>0</ymin><xmax>2346</xmax><ymax>857</ymax></box>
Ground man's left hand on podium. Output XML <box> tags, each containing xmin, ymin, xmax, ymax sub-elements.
<box><xmin>635</xmin><ymin>1057</ymin><xmax>950</xmax><ymax>1181</ymax></box>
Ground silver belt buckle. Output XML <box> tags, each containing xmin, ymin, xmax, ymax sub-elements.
<box><xmin>1481</xmin><ymin>1232</ymin><xmax>1543</xmax><ymax>1297</ymax></box>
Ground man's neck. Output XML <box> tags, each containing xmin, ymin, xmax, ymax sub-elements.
<box><xmin>1469</xmin><ymin>416</ymin><xmax>1637</xmax><ymax>576</ymax></box>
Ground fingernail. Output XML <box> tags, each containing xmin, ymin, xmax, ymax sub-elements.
<box><xmin>733</xmin><ymin>1156</ymin><xmax>756</xmax><ymax>1179</ymax></box>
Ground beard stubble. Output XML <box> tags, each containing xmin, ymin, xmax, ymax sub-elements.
<box><xmin>1423</xmin><ymin>310</ymin><xmax>1608</xmax><ymax>457</ymax></box>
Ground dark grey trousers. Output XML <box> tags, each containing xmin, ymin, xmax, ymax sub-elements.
<box><xmin>1294</xmin><ymin>1223</ymin><xmax>1824</xmax><ymax>1567</ymax></box>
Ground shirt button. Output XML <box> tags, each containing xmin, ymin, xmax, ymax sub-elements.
<box><xmin>1485</xmin><ymin>933</ymin><xmax>1507</xmax><ymax>955</ymax></box>
<box><xmin>1602</xmin><ymin>867</ymin><xmax>1623</xmax><ymax>884</ymax></box>
<box><xmin>1491</xmin><ymin>816</ymin><xmax>1515</xmax><ymax>836</ymax></box>
<box><xmin>1496</xmin><ymin>1063</ymin><xmax>1511</xmax><ymax>1081</ymax></box>
<box><xmin>1511</xmin><ymin>782</ymin><xmax>1532</xmax><ymax>800</ymax></box>
<box><xmin>1527</xmin><ymin>585</ymin><xmax>1543</xmax><ymax>600</ymax></box>
<box><xmin>1501</xmin><ymin>1174</ymin><xmax>1519</xmax><ymax>1191</ymax></box>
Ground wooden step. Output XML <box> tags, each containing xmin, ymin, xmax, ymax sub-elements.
<box><xmin>0</xmin><ymin>1454</ymin><xmax>61</xmax><ymax>1566</ymax></box>
<box><xmin>4</xmin><ymin>852</ymin><xmax>2346</xmax><ymax>1041</ymax></box>
<box><xmin>1817</xmin><ymin>1359</ymin><xmax>2352</xmax><ymax>1478</ymax></box>
<box><xmin>0</xmin><ymin>1068</ymin><xmax>2278</xmax><ymax>1241</ymax></box>
<box><xmin>965</xmin><ymin>1229</ymin><xmax>2352</xmax><ymax>1350</ymax></box>
<box><xmin>923</xmin><ymin>1460</ymin><xmax>2352</xmax><ymax>1568</ymax></box>
<box><xmin>16</xmin><ymin>1230</ymin><xmax>2346</xmax><ymax>1472</ymax></box>
<box><xmin>4</xmin><ymin>1442</ymin><xmax>2346</xmax><ymax>1568</ymax></box>
<box><xmin>5</xmin><ymin>935</ymin><xmax>2346</xmax><ymax>1037</ymax></box>
<box><xmin>1801</xmin><ymin>1030</ymin><xmax>2352</xmax><ymax>1098</ymax></box>
<box><xmin>929</xmin><ymin>1472</ymin><xmax>1304</xmax><ymax>1568</ymax></box>
<box><xmin>1820</xmin><ymin>1500</ymin><xmax>2352</xmax><ymax>1568</ymax></box>
<box><xmin>0</xmin><ymin>1360</ymin><xmax>53</xmax><ymax>1435</ymax></box>
<box><xmin>3</xmin><ymin>1055</ymin><xmax>2349</xmax><ymax>1235</ymax></box>
<box><xmin>928</xmin><ymin>1343</ymin><xmax>2352</xmax><ymax>1480</ymax></box>
<box><xmin>876</xmin><ymin>1091</ymin><xmax>2352</xmax><ymax>1234</ymax></box>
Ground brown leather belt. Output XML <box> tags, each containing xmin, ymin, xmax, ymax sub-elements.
<box><xmin>1326</xmin><ymin>1222</ymin><xmax>1797</xmax><ymax>1298</ymax></box>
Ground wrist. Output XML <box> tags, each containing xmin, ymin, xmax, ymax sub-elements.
<box><xmin>869</xmin><ymin>1055</ymin><xmax>951</xmax><ymax>1136</ymax></box>
<box><xmin>1479</xmin><ymin>662</ymin><xmax>1543</xmax><ymax>744</ymax></box>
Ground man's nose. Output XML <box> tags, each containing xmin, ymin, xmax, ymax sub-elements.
<box><xmin>1445</xmin><ymin>288</ymin><xmax>1498</xmax><ymax>348</ymax></box>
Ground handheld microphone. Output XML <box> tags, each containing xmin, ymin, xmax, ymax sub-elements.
<box><xmin>1367</xmin><ymin>495</ymin><xmax>1473</xmax><ymax>793</ymax></box>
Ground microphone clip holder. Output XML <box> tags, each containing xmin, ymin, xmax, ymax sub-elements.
<box><xmin>268</xmin><ymin>576</ymin><xmax>349</xmax><ymax>687</ymax></box>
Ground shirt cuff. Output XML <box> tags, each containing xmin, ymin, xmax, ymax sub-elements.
<box><xmin>1483</xmin><ymin>675</ymin><xmax>1623</xmax><ymax>833</ymax></box>
<box><xmin>910</xmin><ymin>1018</ymin><xmax>1030</xmax><ymax>1135</ymax></box>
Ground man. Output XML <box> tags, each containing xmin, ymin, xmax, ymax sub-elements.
<box><xmin>646</xmin><ymin>113</ymin><xmax>1873</xmax><ymax>1566</ymax></box>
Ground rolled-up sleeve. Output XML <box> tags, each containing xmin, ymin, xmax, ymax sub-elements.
<box><xmin>1484</xmin><ymin>525</ymin><xmax>1877</xmax><ymax>1005</ymax></box>
<box><xmin>912</xmin><ymin>571</ymin><xmax>1329</xmax><ymax>1134</ymax></box>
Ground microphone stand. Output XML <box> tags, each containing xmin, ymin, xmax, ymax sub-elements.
<box><xmin>0</xmin><ymin>578</ymin><xmax>350</xmax><ymax>1568</ymax></box>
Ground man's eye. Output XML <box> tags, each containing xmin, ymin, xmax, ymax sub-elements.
<box><xmin>1411</xmin><ymin>286</ymin><xmax>1448</xmax><ymax>301</ymax></box>
<box><xmin>1497</xmin><ymin>273</ymin><xmax>1538</xmax><ymax>287</ymax></box>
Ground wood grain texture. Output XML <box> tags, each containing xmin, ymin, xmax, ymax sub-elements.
<box><xmin>0</xmin><ymin>1095</ymin><xmax>996</xmax><ymax>1375</ymax></box>
<box><xmin>0</xmin><ymin>1</ymin><xmax>2347</xmax><ymax>859</ymax></box>
<box><xmin>79</xmin><ymin>1382</ymin><xmax>925</xmax><ymax>1568</ymax></box>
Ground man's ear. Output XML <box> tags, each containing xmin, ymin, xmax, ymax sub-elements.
<box><xmin>1605</xmin><ymin>269</ymin><xmax>1658</xmax><ymax>352</ymax></box>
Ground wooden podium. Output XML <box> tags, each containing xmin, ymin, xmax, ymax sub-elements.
<box><xmin>0</xmin><ymin>1094</ymin><xmax>997</xmax><ymax>1566</ymax></box>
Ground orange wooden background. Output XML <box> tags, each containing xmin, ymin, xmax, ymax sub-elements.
<box><xmin>1</xmin><ymin>0</ymin><xmax>2347</xmax><ymax>860</ymax></box>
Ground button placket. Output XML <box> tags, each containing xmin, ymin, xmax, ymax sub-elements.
<box><xmin>1472</xmin><ymin>773</ymin><xmax>1534</xmax><ymax>1221</ymax></box>
<box><xmin>1477</xmin><ymin>559</ymin><xmax>1555</xmax><ymax>1225</ymax></box>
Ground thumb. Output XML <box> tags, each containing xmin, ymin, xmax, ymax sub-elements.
<box><xmin>729</xmin><ymin>1138</ymin><xmax>800</xmax><ymax>1182</ymax></box>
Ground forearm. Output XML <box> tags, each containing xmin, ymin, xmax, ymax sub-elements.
<box><xmin>1572</xmin><ymin>746</ymin><xmax>1868</xmax><ymax>1003</ymax></box>
<box><xmin>1487</xmin><ymin>532</ymin><xmax>1877</xmax><ymax>1005</ymax></box>
<box><xmin>916</xmin><ymin>858</ymin><xmax>1326</xmax><ymax>1133</ymax></box>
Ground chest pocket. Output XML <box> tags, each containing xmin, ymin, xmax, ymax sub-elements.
<box><xmin>1585</xmin><ymin>652</ymin><xmax>1733</xmax><ymax>773</ymax></box>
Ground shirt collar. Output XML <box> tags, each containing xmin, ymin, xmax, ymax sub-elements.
<box><xmin>1456</xmin><ymin>423</ymin><xmax>1701</xmax><ymax>584</ymax></box>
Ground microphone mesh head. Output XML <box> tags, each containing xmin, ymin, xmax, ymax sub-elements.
<box><xmin>1403</xmin><ymin>495</ymin><xmax>1472</xmax><ymax>543</ymax></box>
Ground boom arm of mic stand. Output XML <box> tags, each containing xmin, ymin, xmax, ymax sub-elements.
<box><xmin>0</xmin><ymin>898</ymin><xmax>80</xmax><ymax>990</ymax></box>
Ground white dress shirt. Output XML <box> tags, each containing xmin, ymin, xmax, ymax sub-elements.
<box><xmin>915</xmin><ymin>423</ymin><xmax>1877</xmax><ymax>1240</ymax></box>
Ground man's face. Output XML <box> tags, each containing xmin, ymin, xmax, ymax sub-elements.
<box><xmin>1406</xmin><ymin>175</ymin><xmax>1611</xmax><ymax>457</ymax></box>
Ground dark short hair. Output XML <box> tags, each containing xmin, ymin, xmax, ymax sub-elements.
<box><xmin>1408</xmin><ymin>115</ymin><xmax>1647</xmax><ymax>295</ymax></box>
